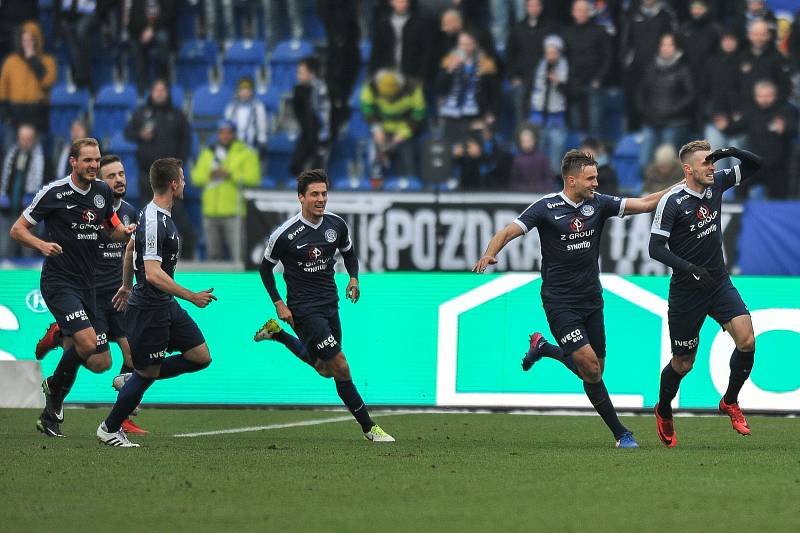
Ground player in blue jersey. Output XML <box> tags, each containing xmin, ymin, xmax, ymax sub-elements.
<box><xmin>649</xmin><ymin>140</ymin><xmax>762</xmax><ymax>447</ymax></box>
<box><xmin>97</xmin><ymin>158</ymin><xmax>216</xmax><ymax>447</ymax></box>
<box><xmin>10</xmin><ymin>138</ymin><xmax>137</xmax><ymax>437</ymax></box>
<box><xmin>33</xmin><ymin>154</ymin><xmax>149</xmax><ymax>434</ymax></box>
<box><xmin>473</xmin><ymin>149</ymin><xmax>680</xmax><ymax>448</ymax></box>
<box><xmin>257</xmin><ymin>168</ymin><xmax>394</xmax><ymax>442</ymax></box>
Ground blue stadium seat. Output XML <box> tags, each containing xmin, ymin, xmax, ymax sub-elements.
<box><xmin>612</xmin><ymin>133</ymin><xmax>643</xmax><ymax>195</ymax></box>
<box><xmin>266</xmin><ymin>131</ymin><xmax>297</xmax><ymax>185</ymax></box>
<box><xmin>256</xmin><ymin>85</ymin><xmax>282</xmax><ymax>115</ymax></box>
<box><xmin>260</xmin><ymin>176</ymin><xmax>278</xmax><ymax>189</ymax></box>
<box><xmin>93</xmin><ymin>83</ymin><xmax>138</xmax><ymax>141</ymax></box>
<box><xmin>269</xmin><ymin>39</ymin><xmax>313</xmax><ymax>93</ymax></box>
<box><xmin>222</xmin><ymin>39</ymin><xmax>266</xmax><ymax>87</ymax></box>
<box><xmin>176</xmin><ymin>40</ymin><xmax>217</xmax><ymax>91</ymax></box>
<box><xmin>347</xmin><ymin>109</ymin><xmax>370</xmax><ymax>139</ymax></box>
<box><xmin>333</xmin><ymin>176</ymin><xmax>371</xmax><ymax>191</ymax></box>
<box><xmin>107</xmin><ymin>131</ymin><xmax>139</xmax><ymax>203</ymax></box>
<box><xmin>614</xmin><ymin>133</ymin><xmax>640</xmax><ymax>159</ymax></box>
<box><xmin>49</xmin><ymin>84</ymin><xmax>90</xmax><ymax>139</ymax></box>
<box><xmin>384</xmin><ymin>176</ymin><xmax>424</xmax><ymax>192</ymax></box>
<box><xmin>603</xmin><ymin>87</ymin><xmax>625</xmax><ymax>142</ymax></box>
<box><xmin>191</xmin><ymin>84</ymin><xmax>234</xmax><ymax>135</ymax></box>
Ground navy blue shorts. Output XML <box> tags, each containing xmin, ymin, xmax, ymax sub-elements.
<box><xmin>125</xmin><ymin>300</ymin><xmax>206</xmax><ymax>370</ymax></box>
<box><xmin>41</xmin><ymin>284</ymin><xmax>97</xmax><ymax>337</ymax></box>
<box><xmin>93</xmin><ymin>287</ymin><xmax>127</xmax><ymax>350</ymax></box>
<box><xmin>292</xmin><ymin>306</ymin><xmax>342</xmax><ymax>361</ymax></box>
<box><xmin>668</xmin><ymin>276</ymin><xmax>749</xmax><ymax>356</ymax></box>
<box><xmin>543</xmin><ymin>304</ymin><xmax>607</xmax><ymax>358</ymax></box>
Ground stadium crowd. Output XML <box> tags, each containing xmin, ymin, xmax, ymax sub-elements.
<box><xmin>1</xmin><ymin>0</ymin><xmax>800</xmax><ymax>262</ymax></box>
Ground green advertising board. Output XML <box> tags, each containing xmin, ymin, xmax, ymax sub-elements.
<box><xmin>1</xmin><ymin>270</ymin><xmax>798</xmax><ymax>410</ymax></box>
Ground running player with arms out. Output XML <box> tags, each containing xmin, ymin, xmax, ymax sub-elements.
<box><xmin>259</xmin><ymin>169</ymin><xmax>394</xmax><ymax>442</ymax></box>
<box><xmin>10</xmin><ymin>138</ymin><xmax>136</xmax><ymax>437</ymax></box>
<box><xmin>97</xmin><ymin>158</ymin><xmax>216</xmax><ymax>447</ymax></box>
<box><xmin>473</xmin><ymin>149</ymin><xmax>680</xmax><ymax>448</ymax></box>
<box><xmin>33</xmin><ymin>154</ymin><xmax>148</xmax><ymax>434</ymax></box>
<box><xmin>649</xmin><ymin>141</ymin><xmax>762</xmax><ymax>447</ymax></box>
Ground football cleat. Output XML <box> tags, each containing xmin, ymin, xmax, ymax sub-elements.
<box><xmin>655</xmin><ymin>403</ymin><xmax>677</xmax><ymax>448</ymax></box>
<box><xmin>719</xmin><ymin>399</ymin><xmax>751</xmax><ymax>436</ymax></box>
<box><xmin>97</xmin><ymin>423</ymin><xmax>140</xmax><ymax>447</ymax></box>
<box><xmin>522</xmin><ymin>332</ymin><xmax>546</xmax><ymax>371</ymax></box>
<box><xmin>364</xmin><ymin>424</ymin><xmax>395</xmax><ymax>442</ymax></box>
<box><xmin>254</xmin><ymin>318</ymin><xmax>282</xmax><ymax>342</ymax></box>
<box><xmin>615</xmin><ymin>431</ymin><xmax>639</xmax><ymax>449</ymax></box>
<box><xmin>121</xmin><ymin>418</ymin><xmax>149</xmax><ymax>435</ymax></box>
<box><xmin>35</xmin><ymin>322</ymin><xmax>61</xmax><ymax>360</ymax></box>
<box><xmin>36</xmin><ymin>414</ymin><xmax>64</xmax><ymax>438</ymax></box>
<box><xmin>42</xmin><ymin>378</ymin><xmax>64</xmax><ymax>423</ymax></box>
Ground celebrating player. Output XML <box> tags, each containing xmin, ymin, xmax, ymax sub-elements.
<box><xmin>649</xmin><ymin>141</ymin><xmax>762</xmax><ymax>447</ymax></box>
<box><xmin>258</xmin><ymin>168</ymin><xmax>394</xmax><ymax>442</ymax></box>
<box><xmin>97</xmin><ymin>158</ymin><xmax>216</xmax><ymax>447</ymax></box>
<box><xmin>473</xmin><ymin>149</ymin><xmax>679</xmax><ymax>448</ymax></box>
<box><xmin>10</xmin><ymin>138</ymin><xmax>136</xmax><ymax>437</ymax></box>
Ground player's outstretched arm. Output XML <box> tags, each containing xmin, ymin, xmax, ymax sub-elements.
<box><xmin>648</xmin><ymin>233</ymin><xmax>714</xmax><ymax>289</ymax></box>
<box><xmin>472</xmin><ymin>222</ymin><xmax>524</xmax><ymax>273</ymax></box>
<box><xmin>9</xmin><ymin>216</ymin><xmax>62</xmax><ymax>256</ymax></box>
<box><xmin>259</xmin><ymin>258</ymin><xmax>293</xmax><ymax>326</ymax></box>
<box><xmin>706</xmin><ymin>147</ymin><xmax>763</xmax><ymax>180</ymax></box>
<box><xmin>144</xmin><ymin>260</ymin><xmax>216</xmax><ymax>307</ymax></box>
<box><xmin>112</xmin><ymin>239</ymin><xmax>135</xmax><ymax>312</ymax></box>
<box><xmin>624</xmin><ymin>180</ymin><xmax>684</xmax><ymax>215</ymax></box>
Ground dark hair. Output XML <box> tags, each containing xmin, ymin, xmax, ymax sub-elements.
<box><xmin>560</xmin><ymin>149</ymin><xmax>597</xmax><ymax>179</ymax></box>
<box><xmin>149</xmin><ymin>158</ymin><xmax>183</xmax><ymax>194</ymax></box>
<box><xmin>678</xmin><ymin>139</ymin><xmax>711</xmax><ymax>163</ymax></box>
<box><xmin>297</xmin><ymin>168</ymin><xmax>329</xmax><ymax>195</ymax></box>
<box><xmin>298</xmin><ymin>56</ymin><xmax>321</xmax><ymax>75</ymax></box>
<box><xmin>69</xmin><ymin>137</ymin><xmax>100</xmax><ymax>160</ymax></box>
<box><xmin>99</xmin><ymin>154</ymin><xmax>121</xmax><ymax>170</ymax></box>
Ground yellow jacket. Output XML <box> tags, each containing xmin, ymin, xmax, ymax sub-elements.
<box><xmin>0</xmin><ymin>21</ymin><xmax>56</xmax><ymax>105</ymax></box>
<box><xmin>191</xmin><ymin>140</ymin><xmax>261</xmax><ymax>217</ymax></box>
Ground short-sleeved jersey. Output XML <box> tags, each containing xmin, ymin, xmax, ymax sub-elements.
<box><xmin>128</xmin><ymin>202</ymin><xmax>181</xmax><ymax>308</ymax></box>
<box><xmin>264</xmin><ymin>212</ymin><xmax>353</xmax><ymax>312</ymax></box>
<box><xmin>515</xmin><ymin>191</ymin><xmax>627</xmax><ymax>308</ymax></box>
<box><xmin>22</xmin><ymin>176</ymin><xmax>116</xmax><ymax>289</ymax></box>
<box><xmin>650</xmin><ymin>165</ymin><xmax>741</xmax><ymax>287</ymax></box>
<box><xmin>96</xmin><ymin>199</ymin><xmax>138</xmax><ymax>292</ymax></box>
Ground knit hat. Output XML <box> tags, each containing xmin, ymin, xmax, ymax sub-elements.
<box><xmin>375</xmin><ymin>70</ymin><xmax>403</xmax><ymax>98</ymax></box>
<box><xmin>237</xmin><ymin>77</ymin><xmax>254</xmax><ymax>90</ymax></box>
<box><xmin>217</xmin><ymin>119</ymin><xmax>236</xmax><ymax>131</ymax></box>
<box><xmin>543</xmin><ymin>34</ymin><xmax>564</xmax><ymax>51</ymax></box>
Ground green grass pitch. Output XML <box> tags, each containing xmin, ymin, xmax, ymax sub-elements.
<box><xmin>1</xmin><ymin>408</ymin><xmax>799</xmax><ymax>532</ymax></box>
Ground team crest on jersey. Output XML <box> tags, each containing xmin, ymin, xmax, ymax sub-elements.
<box><xmin>324</xmin><ymin>229</ymin><xmax>337</xmax><ymax>243</ymax></box>
<box><xmin>93</xmin><ymin>194</ymin><xmax>106</xmax><ymax>208</ymax></box>
<box><xmin>705</xmin><ymin>188</ymin><xmax>713</xmax><ymax>199</ymax></box>
<box><xmin>580</xmin><ymin>205</ymin><xmax>595</xmax><ymax>217</ymax></box>
<box><xmin>122</xmin><ymin>214</ymin><xmax>130</xmax><ymax>226</ymax></box>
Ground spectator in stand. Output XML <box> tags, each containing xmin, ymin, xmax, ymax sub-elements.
<box><xmin>581</xmin><ymin>137</ymin><xmax>619</xmax><ymax>195</ymax></box>
<box><xmin>224</xmin><ymin>77</ymin><xmax>269</xmax><ymax>164</ymax></box>
<box><xmin>702</xmin><ymin>31</ymin><xmax>746</xmax><ymax>168</ymax></box>
<box><xmin>437</xmin><ymin>30</ymin><xmax>500</xmax><ymax>151</ymax></box>
<box><xmin>506</xmin><ymin>0</ymin><xmax>554</xmax><ymax>128</ymax></box>
<box><xmin>0</xmin><ymin>21</ymin><xmax>57</xmax><ymax>140</ymax></box>
<box><xmin>0</xmin><ymin>1</ymin><xmax>38</xmax><ymax>60</ymax></box>
<box><xmin>489</xmin><ymin>0</ymin><xmax>526</xmax><ymax>49</ymax></box>
<box><xmin>360</xmin><ymin>69</ymin><xmax>426</xmax><ymax>182</ymax></box>
<box><xmin>453</xmin><ymin>129</ymin><xmax>510</xmax><ymax>191</ymax></box>
<box><xmin>564</xmin><ymin>0</ymin><xmax>611</xmax><ymax>140</ymax></box>
<box><xmin>508</xmin><ymin>123</ymin><xmax>554</xmax><ymax>193</ymax></box>
<box><xmin>734</xmin><ymin>0</ymin><xmax>777</xmax><ymax>40</ymax></box>
<box><xmin>369</xmin><ymin>0</ymin><xmax>429</xmax><ymax>81</ymax></box>
<box><xmin>56</xmin><ymin>0</ymin><xmax>97</xmax><ymax>91</ymax></box>
<box><xmin>741</xmin><ymin>79</ymin><xmax>798</xmax><ymax>199</ymax></box>
<box><xmin>643</xmin><ymin>143</ymin><xmax>682</xmax><ymax>194</ymax></box>
<box><xmin>126</xmin><ymin>0</ymin><xmax>177</xmax><ymax>96</ymax></box>
<box><xmin>529</xmin><ymin>34</ymin><xmax>568</xmax><ymax>173</ymax></box>
<box><xmin>788</xmin><ymin>11</ymin><xmax>800</xmax><ymax>73</ymax></box>
<box><xmin>0</xmin><ymin>124</ymin><xmax>50</xmax><ymax>258</ymax></box>
<box><xmin>636</xmin><ymin>33</ymin><xmax>694</xmax><ymax>170</ymax></box>
<box><xmin>619</xmin><ymin>0</ymin><xmax>677</xmax><ymax>130</ymax></box>
<box><xmin>55</xmin><ymin>119</ymin><xmax>90</xmax><ymax>178</ymax></box>
<box><xmin>739</xmin><ymin>19</ymin><xmax>791</xmax><ymax>104</ymax></box>
<box><xmin>429</xmin><ymin>8</ymin><xmax>497</xmax><ymax>86</ymax></box>
<box><xmin>124</xmin><ymin>78</ymin><xmax>195</xmax><ymax>258</ymax></box>
<box><xmin>191</xmin><ymin>120</ymin><xmax>260</xmax><ymax>262</ymax></box>
<box><xmin>678</xmin><ymin>1</ymin><xmax>720</xmax><ymax>131</ymax></box>
<box><xmin>290</xmin><ymin>57</ymin><xmax>331</xmax><ymax>176</ymax></box>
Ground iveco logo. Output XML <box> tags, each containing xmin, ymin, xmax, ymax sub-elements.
<box><xmin>26</xmin><ymin>290</ymin><xmax>49</xmax><ymax>313</ymax></box>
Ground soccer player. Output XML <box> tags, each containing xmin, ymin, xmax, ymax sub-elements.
<box><xmin>33</xmin><ymin>154</ymin><xmax>148</xmax><ymax>434</ymax></box>
<box><xmin>258</xmin><ymin>169</ymin><xmax>394</xmax><ymax>442</ymax></box>
<box><xmin>649</xmin><ymin>141</ymin><xmax>762</xmax><ymax>447</ymax></box>
<box><xmin>473</xmin><ymin>149</ymin><xmax>679</xmax><ymax>448</ymax></box>
<box><xmin>96</xmin><ymin>158</ymin><xmax>216</xmax><ymax>447</ymax></box>
<box><xmin>10</xmin><ymin>138</ymin><xmax>136</xmax><ymax>437</ymax></box>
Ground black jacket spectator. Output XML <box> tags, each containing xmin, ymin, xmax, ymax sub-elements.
<box><xmin>563</xmin><ymin>18</ymin><xmax>611</xmax><ymax>90</ymax></box>
<box><xmin>506</xmin><ymin>11</ymin><xmax>554</xmax><ymax>84</ymax></box>
<box><xmin>0</xmin><ymin>1</ymin><xmax>37</xmax><ymax>60</ymax></box>
<box><xmin>742</xmin><ymin>95</ymin><xmax>798</xmax><ymax>199</ymax></box>
<box><xmin>636</xmin><ymin>51</ymin><xmax>694</xmax><ymax>128</ymax></box>
<box><xmin>369</xmin><ymin>6</ymin><xmax>429</xmax><ymax>80</ymax></box>
<box><xmin>739</xmin><ymin>42</ymin><xmax>792</xmax><ymax>103</ymax></box>
<box><xmin>702</xmin><ymin>36</ymin><xmax>743</xmax><ymax>119</ymax></box>
<box><xmin>677</xmin><ymin>8</ymin><xmax>720</xmax><ymax>83</ymax></box>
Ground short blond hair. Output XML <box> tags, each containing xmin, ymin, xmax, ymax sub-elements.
<box><xmin>678</xmin><ymin>140</ymin><xmax>711</xmax><ymax>164</ymax></box>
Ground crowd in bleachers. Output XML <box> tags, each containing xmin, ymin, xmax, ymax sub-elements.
<box><xmin>1</xmin><ymin>0</ymin><xmax>800</xmax><ymax>262</ymax></box>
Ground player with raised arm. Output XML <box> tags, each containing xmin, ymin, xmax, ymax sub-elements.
<box><xmin>96</xmin><ymin>158</ymin><xmax>216</xmax><ymax>447</ymax></box>
<box><xmin>473</xmin><ymin>149</ymin><xmax>679</xmax><ymax>448</ymax></box>
<box><xmin>648</xmin><ymin>141</ymin><xmax>762</xmax><ymax>447</ymax></box>
<box><xmin>10</xmin><ymin>138</ymin><xmax>136</xmax><ymax>437</ymax></box>
<box><xmin>258</xmin><ymin>168</ymin><xmax>393</xmax><ymax>442</ymax></box>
